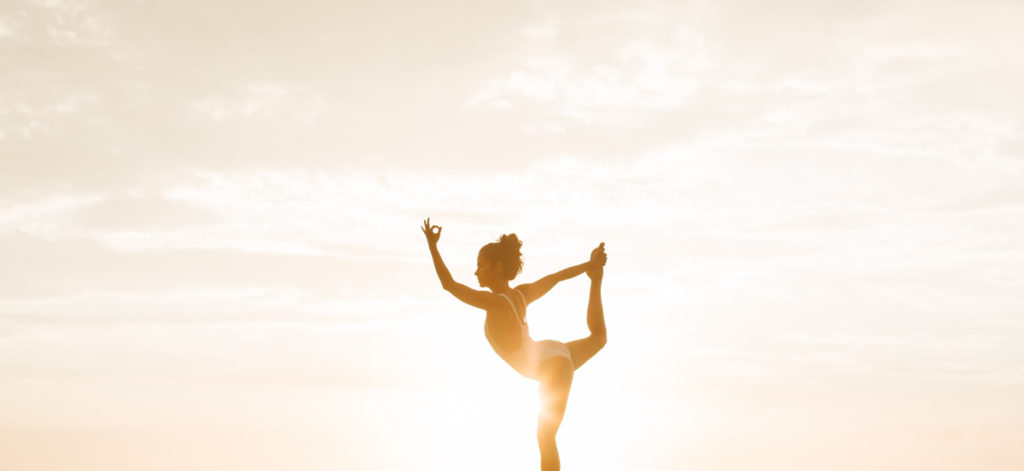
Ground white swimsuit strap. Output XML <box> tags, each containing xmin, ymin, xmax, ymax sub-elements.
<box><xmin>514</xmin><ymin>288</ymin><xmax>527</xmax><ymax>307</ymax></box>
<box><xmin>498</xmin><ymin>292</ymin><xmax>526</xmax><ymax>326</ymax></box>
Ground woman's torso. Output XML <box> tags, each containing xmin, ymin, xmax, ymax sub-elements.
<box><xmin>484</xmin><ymin>289</ymin><xmax>531</xmax><ymax>359</ymax></box>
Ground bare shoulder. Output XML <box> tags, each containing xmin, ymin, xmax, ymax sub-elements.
<box><xmin>476</xmin><ymin>289</ymin><xmax>506</xmax><ymax>311</ymax></box>
<box><xmin>509</xmin><ymin>285</ymin><xmax>529</xmax><ymax>307</ymax></box>
<box><xmin>511</xmin><ymin>283</ymin><xmax>529</xmax><ymax>298</ymax></box>
<box><xmin>512</xmin><ymin>282</ymin><xmax>540</xmax><ymax>304</ymax></box>
<box><xmin>482</xmin><ymin>290</ymin><xmax>505</xmax><ymax>308</ymax></box>
<box><xmin>447</xmin><ymin>281</ymin><xmax>505</xmax><ymax>312</ymax></box>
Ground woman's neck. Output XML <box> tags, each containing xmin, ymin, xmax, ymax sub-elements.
<box><xmin>490</xmin><ymin>281</ymin><xmax>510</xmax><ymax>293</ymax></box>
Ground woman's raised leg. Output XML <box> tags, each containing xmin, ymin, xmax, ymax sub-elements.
<box><xmin>537</xmin><ymin>356</ymin><xmax>574</xmax><ymax>471</ymax></box>
<box><xmin>565</xmin><ymin>268</ymin><xmax>606</xmax><ymax>370</ymax></box>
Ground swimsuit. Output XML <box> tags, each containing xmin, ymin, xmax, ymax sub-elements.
<box><xmin>484</xmin><ymin>288</ymin><xmax>573</xmax><ymax>380</ymax></box>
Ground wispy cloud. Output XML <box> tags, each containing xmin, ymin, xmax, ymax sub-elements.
<box><xmin>469</xmin><ymin>21</ymin><xmax>707</xmax><ymax>125</ymax></box>
<box><xmin>4</xmin><ymin>0</ymin><xmax>116</xmax><ymax>47</ymax></box>
<box><xmin>191</xmin><ymin>83</ymin><xmax>327</xmax><ymax>123</ymax></box>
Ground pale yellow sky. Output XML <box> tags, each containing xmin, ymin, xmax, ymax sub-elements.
<box><xmin>2</xmin><ymin>1</ymin><xmax>1024</xmax><ymax>470</ymax></box>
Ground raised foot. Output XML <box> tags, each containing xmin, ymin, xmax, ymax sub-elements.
<box><xmin>586</xmin><ymin>242</ymin><xmax>606</xmax><ymax>280</ymax></box>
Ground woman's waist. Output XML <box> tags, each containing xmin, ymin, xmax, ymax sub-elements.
<box><xmin>486</xmin><ymin>333</ymin><xmax>532</xmax><ymax>356</ymax></box>
<box><xmin>484</xmin><ymin>322</ymin><xmax>530</xmax><ymax>350</ymax></box>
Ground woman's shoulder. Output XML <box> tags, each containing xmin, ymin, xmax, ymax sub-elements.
<box><xmin>511</xmin><ymin>287</ymin><xmax>528</xmax><ymax>306</ymax></box>
<box><xmin>501</xmin><ymin>289</ymin><xmax>526</xmax><ymax>315</ymax></box>
<box><xmin>481</xmin><ymin>291</ymin><xmax>512</xmax><ymax>311</ymax></box>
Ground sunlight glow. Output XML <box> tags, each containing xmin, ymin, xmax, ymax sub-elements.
<box><xmin>3</xmin><ymin>1</ymin><xmax>1023</xmax><ymax>470</ymax></box>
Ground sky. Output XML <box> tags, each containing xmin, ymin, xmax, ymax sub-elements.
<box><xmin>2</xmin><ymin>0</ymin><xmax>1024</xmax><ymax>470</ymax></box>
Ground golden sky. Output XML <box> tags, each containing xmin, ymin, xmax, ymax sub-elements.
<box><xmin>2</xmin><ymin>1</ymin><xmax>1023</xmax><ymax>470</ymax></box>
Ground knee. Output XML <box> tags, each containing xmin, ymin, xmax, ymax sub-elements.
<box><xmin>593</xmin><ymin>332</ymin><xmax>607</xmax><ymax>350</ymax></box>
<box><xmin>537</xmin><ymin>418</ymin><xmax>561</xmax><ymax>442</ymax></box>
<box><xmin>540</xmin><ymin>397</ymin><xmax>568</xmax><ymax>416</ymax></box>
<box><xmin>538</xmin><ymin>395</ymin><xmax>568</xmax><ymax>429</ymax></box>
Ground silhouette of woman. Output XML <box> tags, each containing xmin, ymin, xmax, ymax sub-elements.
<box><xmin>422</xmin><ymin>218</ymin><xmax>607</xmax><ymax>471</ymax></box>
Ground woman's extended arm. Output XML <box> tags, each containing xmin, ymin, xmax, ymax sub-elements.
<box><xmin>422</xmin><ymin>218</ymin><xmax>499</xmax><ymax>311</ymax></box>
<box><xmin>516</xmin><ymin>262</ymin><xmax>588</xmax><ymax>304</ymax></box>
<box><xmin>516</xmin><ymin>243</ymin><xmax>606</xmax><ymax>305</ymax></box>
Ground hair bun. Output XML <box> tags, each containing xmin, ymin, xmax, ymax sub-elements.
<box><xmin>479</xmin><ymin>233</ymin><xmax>525</xmax><ymax>281</ymax></box>
<box><xmin>500</xmin><ymin>233</ymin><xmax>522</xmax><ymax>250</ymax></box>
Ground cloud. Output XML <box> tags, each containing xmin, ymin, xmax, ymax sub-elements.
<box><xmin>0</xmin><ymin>230</ymin><xmax>411</xmax><ymax>299</ymax></box>
<box><xmin>0</xmin><ymin>92</ymin><xmax>100</xmax><ymax>139</ymax></box>
<box><xmin>0</xmin><ymin>311</ymin><xmax>449</xmax><ymax>390</ymax></box>
<box><xmin>469</xmin><ymin>22</ymin><xmax>707</xmax><ymax>125</ymax></box>
<box><xmin>191</xmin><ymin>83</ymin><xmax>327</xmax><ymax>123</ymax></box>
<box><xmin>4</xmin><ymin>132</ymin><xmax>1022</xmax><ymax>299</ymax></box>
<box><xmin>0</xmin><ymin>0</ymin><xmax>539</xmax><ymax>193</ymax></box>
<box><xmin>68</xmin><ymin>193</ymin><xmax>221</xmax><ymax>231</ymax></box>
<box><xmin>5</xmin><ymin>0</ymin><xmax>1017</xmax><ymax>200</ymax></box>
<box><xmin>0</xmin><ymin>192</ymin><xmax>103</xmax><ymax>239</ymax></box>
<box><xmin>746</xmin><ymin>330</ymin><xmax>1024</xmax><ymax>386</ymax></box>
<box><xmin>3</xmin><ymin>0</ymin><xmax>1023</xmax><ymax>356</ymax></box>
<box><xmin>997</xmin><ymin>135</ymin><xmax>1024</xmax><ymax>159</ymax></box>
<box><xmin>3</xmin><ymin>0</ymin><xmax>116</xmax><ymax>48</ymax></box>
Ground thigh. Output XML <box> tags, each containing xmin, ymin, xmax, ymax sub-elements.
<box><xmin>564</xmin><ymin>336</ymin><xmax>604</xmax><ymax>371</ymax></box>
<box><xmin>537</xmin><ymin>356</ymin><xmax>574</xmax><ymax>421</ymax></box>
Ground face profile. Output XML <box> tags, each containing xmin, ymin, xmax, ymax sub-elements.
<box><xmin>474</xmin><ymin>254</ymin><xmax>503</xmax><ymax>288</ymax></box>
<box><xmin>475</xmin><ymin>249</ymin><xmax>507</xmax><ymax>286</ymax></box>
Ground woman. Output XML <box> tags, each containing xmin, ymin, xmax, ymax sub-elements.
<box><xmin>421</xmin><ymin>218</ymin><xmax>607</xmax><ymax>471</ymax></box>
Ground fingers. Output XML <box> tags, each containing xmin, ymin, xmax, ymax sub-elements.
<box><xmin>593</xmin><ymin>242</ymin><xmax>607</xmax><ymax>266</ymax></box>
<box><xmin>421</xmin><ymin>218</ymin><xmax>442</xmax><ymax>239</ymax></box>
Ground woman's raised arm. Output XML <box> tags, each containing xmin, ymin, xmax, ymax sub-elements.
<box><xmin>422</xmin><ymin>218</ymin><xmax>500</xmax><ymax>311</ymax></box>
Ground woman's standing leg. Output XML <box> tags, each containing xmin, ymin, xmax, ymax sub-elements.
<box><xmin>536</xmin><ymin>356</ymin><xmax>574</xmax><ymax>471</ymax></box>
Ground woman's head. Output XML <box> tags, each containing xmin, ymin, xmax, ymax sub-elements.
<box><xmin>475</xmin><ymin>233</ymin><xmax>523</xmax><ymax>288</ymax></box>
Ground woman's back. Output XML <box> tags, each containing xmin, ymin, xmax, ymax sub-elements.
<box><xmin>484</xmin><ymin>289</ymin><xmax>530</xmax><ymax>359</ymax></box>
